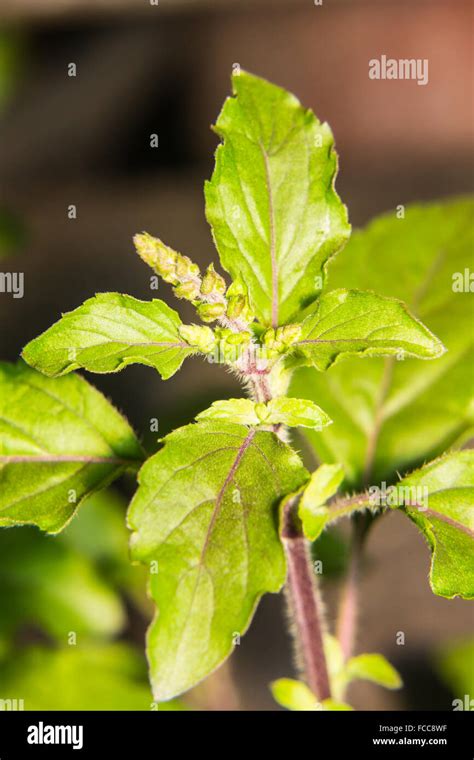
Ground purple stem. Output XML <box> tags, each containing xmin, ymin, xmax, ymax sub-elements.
<box><xmin>282</xmin><ymin>498</ymin><xmax>331</xmax><ymax>701</ymax></box>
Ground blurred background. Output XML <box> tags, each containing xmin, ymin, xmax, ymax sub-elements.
<box><xmin>0</xmin><ymin>0</ymin><xmax>472</xmax><ymax>710</ymax></box>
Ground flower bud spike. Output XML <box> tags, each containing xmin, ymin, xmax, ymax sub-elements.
<box><xmin>133</xmin><ymin>233</ymin><xmax>202</xmax><ymax>299</ymax></box>
<box><xmin>134</xmin><ymin>232</ymin><xmax>179</xmax><ymax>284</ymax></box>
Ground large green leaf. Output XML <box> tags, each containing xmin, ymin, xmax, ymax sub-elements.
<box><xmin>292</xmin><ymin>198</ymin><xmax>474</xmax><ymax>487</ymax></box>
<box><xmin>0</xmin><ymin>362</ymin><xmax>143</xmax><ymax>532</ymax></box>
<box><xmin>128</xmin><ymin>419</ymin><xmax>308</xmax><ymax>701</ymax></box>
<box><xmin>292</xmin><ymin>289</ymin><xmax>444</xmax><ymax>370</ymax></box>
<box><xmin>0</xmin><ymin>527</ymin><xmax>125</xmax><ymax>641</ymax></box>
<box><xmin>397</xmin><ymin>450</ymin><xmax>474</xmax><ymax>599</ymax></box>
<box><xmin>205</xmin><ymin>70</ymin><xmax>350</xmax><ymax>327</ymax></box>
<box><xmin>22</xmin><ymin>293</ymin><xmax>196</xmax><ymax>380</ymax></box>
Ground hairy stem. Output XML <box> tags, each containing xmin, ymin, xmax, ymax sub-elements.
<box><xmin>282</xmin><ymin>497</ymin><xmax>331</xmax><ymax>701</ymax></box>
<box><xmin>243</xmin><ymin>357</ymin><xmax>331</xmax><ymax>699</ymax></box>
<box><xmin>336</xmin><ymin>513</ymin><xmax>373</xmax><ymax>663</ymax></box>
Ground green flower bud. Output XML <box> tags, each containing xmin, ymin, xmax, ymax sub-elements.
<box><xmin>262</xmin><ymin>328</ymin><xmax>276</xmax><ymax>347</ymax></box>
<box><xmin>197</xmin><ymin>302</ymin><xmax>227</xmax><ymax>323</ymax></box>
<box><xmin>178</xmin><ymin>324</ymin><xmax>216</xmax><ymax>353</ymax></box>
<box><xmin>201</xmin><ymin>263</ymin><xmax>226</xmax><ymax>297</ymax></box>
<box><xmin>133</xmin><ymin>232</ymin><xmax>179</xmax><ymax>284</ymax></box>
<box><xmin>225</xmin><ymin>277</ymin><xmax>255</xmax><ymax>325</ymax></box>
<box><xmin>218</xmin><ymin>340</ymin><xmax>240</xmax><ymax>361</ymax></box>
<box><xmin>261</xmin><ymin>324</ymin><xmax>301</xmax><ymax>356</ymax></box>
<box><xmin>215</xmin><ymin>327</ymin><xmax>232</xmax><ymax>341</ymax></box>
<box><xmin>226</xmin><ymin>294</ymin><xmax>246</xmax><ymax>320</ymax></box>
<box><xmin>176</xmin><ymin>255</ymin><xmax>200</xmax><ymax>280</ymax></box>
<box><xmin>276</xmin><ymin>324</ymin><xmax>302</xmax><ymax>346</ymax></box>
<box><xmin>174</xmin><ymin>281</ymin><xmax>201</xmax><ymax>301</ymax></box>
<box><xmin>225</xmin><ymin>330</ymin><xmax>251</xmax><ymax>346</ymax></box>
<box><xmin>226</xmin><ymin>276</ymin><xmax>246</xmax><ymax>298</ymax></box>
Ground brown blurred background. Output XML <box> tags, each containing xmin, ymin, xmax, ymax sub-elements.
<box><xmin>0</xmin><ymin>0</ymin><xmax>472</xmax><ymax>709</ymax></box>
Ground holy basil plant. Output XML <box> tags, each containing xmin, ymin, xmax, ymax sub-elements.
<box><xmin>2</xmin><ymin>71</ymin><xmax>471</xmax><ymax>709</ymax></box>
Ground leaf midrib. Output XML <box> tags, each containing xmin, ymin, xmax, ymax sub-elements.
<box><xmin>259</xmin><ymin>140</ymin><xmax>278</xmax><ymax>327</ymax></box>
<box><xmin>170</xmin><ymin>428</ymin><xmax>256</xmax><ymax>679</ymax></box>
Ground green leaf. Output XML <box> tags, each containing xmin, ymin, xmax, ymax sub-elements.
<box><xmin>205</xmin><ymin>70</ymin><xmax>350</xmax><ymax>327</ymax></box>
<box><xmin>196</xmin><ymin>396</ymin><xmax>332</xmax><ymax>430</ymax></box>
<box><xmin>0</xmin><ymin>362</ymin><xmax>144</xmax><ymax>533</ymax></box>
<box><xmin>266</xmin><ymin>397</ymin><xmax>332</xmax><ymax>430</ymax></box>
<box><xmin>22</xmin><ymin>293</ymin><xmax>196</xmax><ymax>380</ymax></box>
<box><xmin>0</xmin><ymin>644</ymin><xmax>155</xmax><ymax>710</ymax></box>
<box><xmin>298</xmin><ymin>464</ymin><xmax>345</xmax><ymax>540</ymax></box>
<box><xmin>345</xmin><ymin>654</ymin><xmax>402</xmax><ymax>690</ymax></box>
<box><xmin>270</xmin><ymin>678</ymin><xmax>318</xmax><ymax>710</ymax></box>
<box><xmin>0</xmin><ymin>527</ymin><xmax>125</xmax><ymax>641</ymax></box>
<box><xmin>292</xmin><ymin>289</ymin><xmax>445</xmax><ymax>371</ymax></box>
<box><xmin>322</xmin><ymin>634</ymin><xmax>401</xmax><ymax>698</ymax></box>
<box><xmin>128</xmin><ymin>419</ymin><xmax>308</xmax><ymax>701</ymax></box>
<box><xmin>270</xmin><ymin>678</ymin><xmax>352</xmax><ymax>711</ymax></box>
<box><xmin>395</xmin><ymin>450</ymin><xmax>474</xmax><ymax>599</ymax></box>
<box><xmin>196</xmin><ymin>398</ymin><xmax>260</xmax><ymax>425</ymax></box>
<box><xmin>292</xmin><ymin>198</ymin><xmax>474</xmax><ymax>487</ymax></box>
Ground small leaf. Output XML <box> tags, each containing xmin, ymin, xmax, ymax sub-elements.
<box><xmin>270</xmin><ymin>678</ymin><xmax>318</xmax><ymax>710</ymax></box>
<box><xmin>0</xmin><ymin>362</ymin><xmax>144</xmax><ymax>533</ymax></box>
<box><xmin>266</xmin><ymin>397</ymin><xmax>332</xmax><ymax>430</ymax></box>
<box><xmin>196</xmin><ymin>397</ymin><xmax>332</xmax><ymax>430</ymax></box>
<box><xmin>270</xmin><ymin>678</ymin><xmax>352</xmax><ymax>711</ymax></box>
<box><xmin>298</xmin><ymin>464</ymin><xmax>345</xmax><ymax>540</ymax></box>
<box><xmin>128</xmin><ymin>420</ymin><xmax>308</xmax><ymax>701</ymax></box>
<box><xmin>195</xmin><ymin>398</ymin><xmax>260</xmax><ymax>425</ymax></box>
<box><xmin>297</xmin><ymin>464</ymin><xmax>371</xmax><ymax>542</ymax></box>
<box><xmin>345</xmin><ymin>654</ymin><xmax>402</xmax><ymax>690</ymax></box>
<box><xmin>293</xmin><ymin>289</ymin><xmax>445</xmax><ymax>371</ymax></box>
<box><xmin>205</xmin><ymin>70</ymin><xmax>350</xmax><ymax>327</ymax></box>
<box><xmin>395</xmin><ymin>450</ymin><xmax>474</xmax><ymax>599</ymax></box>
<box><xmin>22</xmin><ymin>293</ymin><xmax>196</xmax><ymax>380</ymax></box>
